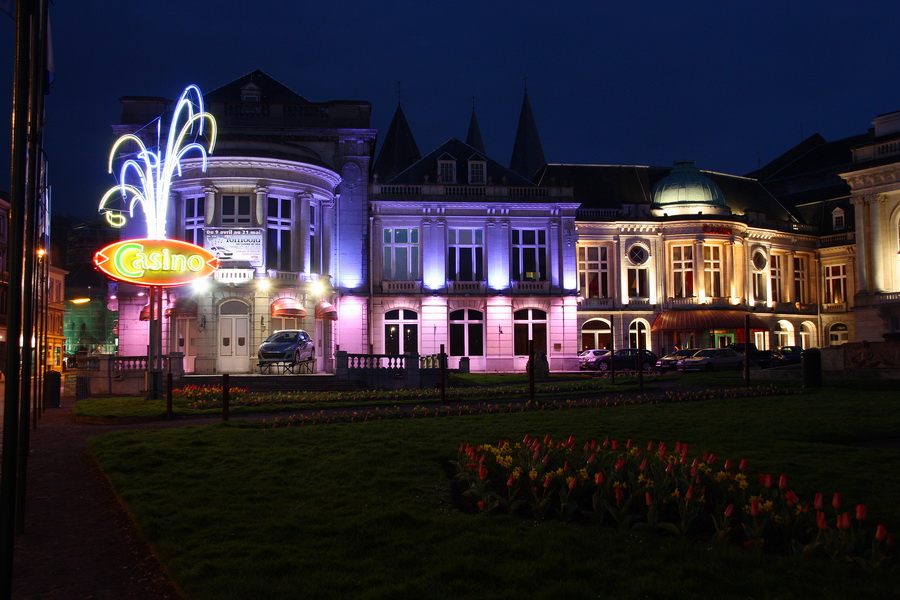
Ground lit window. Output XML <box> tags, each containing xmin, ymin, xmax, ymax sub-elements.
<box><xmin>704</xmin><ymin>245</ymin><xmax>723</xmax><ymax>297</ymax></box>
<box><xmin>671</xmin><ymin>245</ymin><xmax>693</xmax><ymax>298</ymax></box>
<box><xmin>832</xmin><ymin>208</ymin><xmax>845</xmax><ymax>230</ymax></box>
<box><xmin>770</xmin><ymin>254</ymin><xmax>783</xmax><ymax>303</ymax></box>
<box><xmin>384</xmin><ymin>309</ymin><xmax>418</xmax><ymax>355</ymax></box>
<box><xmin>383</xmin><ymin>228</ymin><xmax>420</xmax><ymax>280</ymax></box>
<box><xmin>512</xmin><ymin>229</ymin><xmax>547</xmax><ymax>282</ymax></box>
<box><xmin>578</xmin><ymin>245</ymin><xmax>610</xmax><ymax>298</ymax></box>
<box><xmin>448</xmin><ymin>229</ymin><xmax>483</xmax><ymax>281</ymax></box>
<box><xmin>183</xmin><ymin>196</ymin><xmax>205</xmax><ymax>246</ymax></box>
<box><xmin>266</xmin><ymin>197</ymin><xmax>292</xmax><ymax>271</ymax></box>
<box><xmin>824</xmin><ymin>264</ymin><xmax>847</xmax><ymax>304</ymax></box>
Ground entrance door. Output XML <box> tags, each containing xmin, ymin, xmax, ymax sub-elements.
<box><xmin>218</xmin><ymin>300</ymin><xmax>250</xmax><ymax>373</ymax></box>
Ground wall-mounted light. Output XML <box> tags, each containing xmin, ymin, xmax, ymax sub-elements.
<box><xmin>198</xmin><ymin>315</ymin><xmax>207</xmax><ymax>332</ymax></box>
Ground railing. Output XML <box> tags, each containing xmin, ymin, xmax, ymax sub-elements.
<box><xmin>371</xmin><ymin>184</ymin><xmax>566</xmax><ymax>199</ymax></box>
<box><xmin>819</xmin><ymin>231</ymin><xmax>855</xmax><ymax>247</ymax></box>
<box><xmin>335</xmin><ymin>351</ymin><xmax>443</xmax><ymax>389</ymax></box>
<box><xmin>448</xmin><ymin>281</ymin><xmax>485</xmax><ymax>294</ymax></box>
<box><xmin>512</xmin><ymin>280</ymin><xmax>549</xmax><ymax>294</ymax></box>
<box><xmin>822</xmin><ymin>302</ymin><xmax>848</xmax><ymax>313</ymax></box>
<box><xmin>576</xmin><ymin>208</ymin><xmax>622</xmax><ymax>220</ymax></box>
<box><xmin>214</xmin><ymin>268</ymin><xmax>256</xmax><ymax>283</ymax></box>
<box><xmin>579</xmin><ymin>297</ymin><xmax>613</xmax><ymax>308</ymax></box>
<box><xmin>383</xmin><ymin>280</ymin><xmax>422</xmax><ymax>293</ymax></box>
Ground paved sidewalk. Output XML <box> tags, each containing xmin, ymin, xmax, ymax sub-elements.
<box><xmin>11</xmin><ymin>395</ymin><xmax>186</xmax><ymax>599</ymax></box>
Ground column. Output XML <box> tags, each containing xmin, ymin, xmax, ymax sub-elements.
<box><xmin>869</xmin><ymin>195</ymin><xmax>885</xmax><ymax>293</ymax></box>
<box><xmin>204</xmin><ymin>186</ymin><xmax>217</xmax><ymax>226</ymax></box>
<box><xmin>851</xmin><ymin>195</ymin><xmax>869</xmax><ymax>293</ymax></box>
<box><xmin>321</xmin><ymin>196</ymin><xmax>334</xmax><ymax>277</ymax></box>
<box><xmin>254</xmin><ymin>185</ymin><xmax>268</xmax><ymax>228</ymax></box>
<box><xmin>298</xmin><ymin>192</ymin><xmax>311</xmax><ymax>274</ymax></box>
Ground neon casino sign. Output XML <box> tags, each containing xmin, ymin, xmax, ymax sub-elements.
<box><xmin>96</xmin><ymin>84</ymin><xmax>219</xmax><ymax>286</ymax></box>
<box><xmin>94</xmin><ymin>238</ymin><xmax>219</xmax><ymax>286</ymax></box>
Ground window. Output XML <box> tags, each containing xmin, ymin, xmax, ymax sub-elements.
<box><xmin>448</xmin><ymin>229</ymin><xmax>483</xmax><ymax>281</ymax></box>
<box><xmin>828</xmin><ymin>322</ymin><xmax>849</xmax><ymax>346</ymax></box>
<box><xmin>752</xmin><ymin>250</ymin><xmax>767</xmax><ymax>302</ymax></box>
<box><xmin>578</xmin><ymin>246</ymin><xmax>610</xmax><ymax>298</ymax></box>
<box><xmin>384</xmin><ymin>309</ymin><xmax>418</xmax><ymax>355</ymax></box>
<box><xmin>513</xmin><ymin>308</ymin><xmax>547</xmax><ymax>355</ymax></box>
<box><xmin>438</xmin><ymin>160</ymin><xmax>456</xmax><ymax>183</ymax></box>
<box><xmin>793</xmin><ymin>256</ymin><xmax>809</xmax><ymax>303</ymax></box>
<box><xmin>703</xmin><ymin>245</ymin><xmax>723</xmax><ymax>297</ymax></box>
<box><xmin>468</xmin><ymin>161</ymin><xmax>486</xmax><ymax>184</ymax></box>
<box><xmin>309</xmin><ymin>203</ymin><xmax>319</xmax><ymax>274</ymax></box>
<box><xmin>383</xmin><ymin>228</ymin><xmax>419</xmax><ymax>280</ymax></box>
<box><xmin>449</xmin><ymin>309</ymin><xmax>484</xmax><ymax>356</ymax></box>
<box><xmin>512</xmin><ymin>229</ymin><xmax>547</xmax><ymax>281</ymax></box>
<box><xmin>628</xmin><ymin>320</ymin><xmax>649</xmax><ymax>350</ymax></box>
<box><xmin>832</xmin><ymin>208</ymin><xmax>845</xmax><ymax>230</ymax></box>
<box><xmin>770</xmin><ymin>254</ymin><xmax>783</xmax><ymax>303</ymax></box>
<box><xmin>221</xmin><ymin>195</ymin><xmax>251</xmax><ymax>225</ymax></box>
<box><xmin>627</xmin><ymin>267</ymin><xmax>649</xmax><ymax>298</ymax></box>
<box><xmin>824</xmin><ymin>264</ymin><xmax>847</xmax><ymax>304</ymax></box>
<box><xmin>183</xmin><ymin>196</ymin><xmax>205</xmax><ymax>245</ymax></box>
<box><xmin>671</xmin><ymin>245</ymin><xmax>693</xmax><ymax>298</ymax></box>
<box><xmin>266</xmin><ymin>197</ymin><xmax>292</xmax><ymax>271</ymax></box>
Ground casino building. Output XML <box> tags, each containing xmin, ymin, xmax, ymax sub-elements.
<box><xmin>101</xmin><ymin>71</ymin><xmax>900</xmax><ymax>374</ymax></box>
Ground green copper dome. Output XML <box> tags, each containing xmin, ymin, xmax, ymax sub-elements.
<box><xmin>651</xmin><ymin>161</ymin><xmax>729</xmax><ymax>216</ymax></box>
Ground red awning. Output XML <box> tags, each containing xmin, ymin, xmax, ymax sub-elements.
<box><xmin>166</xmin><ymin>298</ymin><xmax>198</xmax><ymax>318</ymax></box>
<box><xmin>651</xmin><ymin>310</ymin><xmax>769</xmax><ymax>331</ymax></box>
<box><xmin>315</xmin><ymin>300</ymin><xmax>338</xmax><ymax>321</ymax></box>
<box><xmin>271</xmin><ymin>297</ymin><xmax>307</xmax><ymax>319</ymax></box>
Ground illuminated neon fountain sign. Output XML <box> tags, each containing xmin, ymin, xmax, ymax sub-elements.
<box><xmin>94</xmin><ymin>84</ymin><xmax>219</xmax><ymax>286</ymax></box>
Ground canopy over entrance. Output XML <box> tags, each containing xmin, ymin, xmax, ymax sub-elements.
<box><xmin>651</xmin><ymin>310</ymin><xmax>768</xmax><ymax>331</ymax></box>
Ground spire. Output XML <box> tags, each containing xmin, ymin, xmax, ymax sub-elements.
<box><xmin>466</xmin><ymin>104</ymin><xmax>485</xmax><ymax>154</ymax></box>
<box><xmin>373</xmin><ymin>102</ymin><xmax>421</xmax><ymax>182</ymax></box>
<box><xmin>509</xmin><ymin>90</ymin><xmax>546</xmax><ymax>180</ymax></box>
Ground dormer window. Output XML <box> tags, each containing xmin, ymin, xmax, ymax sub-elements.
<box><xmin>832</xmin><ymin>207</ymin><xmax>845</xmax><ymax>230</ymax></box>
<box><xmin>241</xmin><ymin>83</ymin><xmax>261</xmax><ymax>103</ymax></box>
<box><xmin>438</xmin><ymin>159</ymin><xmax>456</xmax><ymax>184</ymax></box>
<box><xmin>468</xmin><ymin>160</ymin><xmax>486</xmax><ymax>184</ymax></box>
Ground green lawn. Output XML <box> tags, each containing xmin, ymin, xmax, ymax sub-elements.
<box><xmin>89</xmin><ymin>385</ymin><xmax>900</xmax><ymax>600</ymax></box>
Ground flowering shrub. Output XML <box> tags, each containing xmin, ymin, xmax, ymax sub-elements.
<box><xmin>452</xmin><ymin>435</ymin><xmax>896</xmax><ymax>567</ymax></box>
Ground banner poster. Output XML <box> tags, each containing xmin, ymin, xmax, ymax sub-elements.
<box><xmin>204</xmin><ymin>228</ymin><xmax>265</xmax><ymax>266</ymax></box>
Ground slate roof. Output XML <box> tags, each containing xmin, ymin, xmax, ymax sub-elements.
<box><xmin>509</xmin><ymin>91</ymin><xmax>546</xmax><ymax>180</ymax></box>
<box><xmin>536</xmin><ymin>164</ymin><xmax>796</xmax><ymax>226</ymax></box>
<box><xmin>373</xmin><ymin>103</ymin><xmax>421</xmax><ymax>182</ymax></box>
<box><xmin>206</xmin><ymin>69</ymin><xmax>310</xmax><ymax>104</ymax></box>
<box><xmin>386</xmin><ymin>138</ymin><xmax>535</xmax><ymax>187</ymax></box>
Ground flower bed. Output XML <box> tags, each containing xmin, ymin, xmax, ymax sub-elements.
<box><xmin>452</xmin><ymin>434</ymin><xmax>895</xmax><ymax>567</ymax></box>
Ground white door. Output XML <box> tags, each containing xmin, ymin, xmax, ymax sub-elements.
<box><xmin>218</xmin><ymin>300</ymin><xmax>250</xmax><ymax>373</ymax></box>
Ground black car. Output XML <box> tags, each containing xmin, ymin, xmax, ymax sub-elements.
<box><xmin>258</xmin><ymin>330</ymin><xmax>315</xmax><ymax>364</ymax></box>
<box><xmin>771</xmin><ymin>345</ymin><xmax>803</xmax><ymax>367</ymax></box>
<box><xmin>591</xmin><ymin>348</ymin><xmax>659</xmax><ymax>372</ymax></box>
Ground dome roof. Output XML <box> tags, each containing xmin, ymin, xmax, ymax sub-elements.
<box><xmin>651</xmin><ymin>161</ymin><xmax>729</xmax><ymax>216</ymax></box>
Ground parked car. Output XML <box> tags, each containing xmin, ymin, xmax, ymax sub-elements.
<box><xmin>655</xmin><ymin>349</ymin><xmax>701</xmax><ymax>372</ymax></box>
<box><xmin>770</xmin><ymin>345</ymin><xmax>803</xmax><ymax>367</ymax></box>
<box><xmin>727</xmin><ymin>342</ymin><xmax>770</xmax><ymax>362</ymax></box>
<box><xmin>591</xmin><ymin>348</ymin><xmax>659</xmax><ymax>372</ymax></box>
<box><xmin>258</xmin><ymin>330</ymin><xmax>314</xmax><ymax>364</ymax></box>
<box><xmin>579</xmin><ymin>348</ymin><xmax>612</xmax><ymax>370</ymax></box>
<box><xmin>677</xmin><ymin>347</ymin><xmax>744</xmax><ymax>372</ymax></box>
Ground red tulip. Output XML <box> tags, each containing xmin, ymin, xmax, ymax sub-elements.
<box><xmin>785</xmin><ymin>490</ymin><xmax>799</xmax><ymax>507</ymax></box>
<box><xmin>639</xmin><ymin>458</ymin><xmax>648</xmax><ymax>471</ymax></box>
<box><xmin>832</xmin><ymin>492</ymin><xmax>842</xmax><ymax>510</ymax></box>
<box><xmin>614</xmin><ymin>458</ymin><xmax>626</xmax><ymax>470</ymax></box>
<box><xmin>543</xmin><ymin>475</ymin><xmax>553</xmax><ymax>488</ymax></box>
<box><xmin>594</xmin><ymin>472</ymin><xmax>605</xmax><ymax>486</ymax></box>
<box><xmin>587</xmin><ymin>453</ymin><xmax>596</xmax><ymax>464</ymax></box>
<box><xmin>855</xmin><ymin>504</ymin><xmax>868</xmax><ymax>521</ymax></box>
<box><xmin>626</xmin><ymin>438</ymin><xmax>633</xmax><ymax>449</ymax></box>
<box><xmin>750</xmin><ymin>499</ymin><xmax>760</xmax><ymax>517</ymax></box>
<box><xmin>724</xmin><ymin>458</ymin><xmax>732</xmax><ymax>471</ymax></box>
<box><xmin>837</xmin><ymin>512</ymin><xmax>851</xmax><ymax>530</ymax></box>
<box><xmin>816</xmin><ymin>511</ymin><xmax>829</xmax><ymax>530</ymax></box>
<box><xmin>665</xmin><ymin>461</ymin><xmax>674</xmax><ymax>474</ymax></box>
<box><xmin>778</xmin><ymin>474</ymin><xmax>787</xmax><ymax>490</ymax></box>
<box><xmin>614</xmin><ymin>486</ymin><xmax>624</xmax><ymax>502</ymax></box>
<box><xmin>647</xmin><ymin>441</ymin><xmax>654</xmax><ymax>452</ymax></box>
<box><xmin>685</xmin><ymin>485</ymin><xmax>694</xmax><ymax>500</ymax></box>
<box><xmin>814</xmin><ymin>492</ymin><xmax>824</xmax><ymax>510</ymax></box>
<box><xmin>611</xmin><ymin>439</ymin><xmax>619</xmax><ymax>450</ymax></box>
<box><xmin>738</xmin><ymin>458</ymin><xmax>748</xmax><ymax>472</ymax></box>
<box><xmin>568</xmin><ymin>477</ymin><xmax>578</xmax><ymax>491</ymax></box>
<box><xmin>507</xmin><ymin>474</ymin><xmax>516</xmax><ymax>487</ymax></box>
<box><xmin>477</xmin><ymin>501</ymin><xmax>485</xmax><ymax>511</ymax></box>
<box><xmin>724</xmin><ymin>503</ymin><xmax>734</xmax><ymax>518</ymax></box>
<box><xmin>478</xmin><ymin>464</ymin><xmax>488</xmax><ymax>481</ymax></box>
<box><xmin>875</xmin><ymin>524</ymin><xmax>888</xmax><ymax>542</ymax></box>
<box><xmin>645</xmin><ymin>491</ymin><xmax>653</xmax><ymax>506</ymax></box>
<box><xmin>760</xmin><ymin>473</ymin><xmax>773</xmax><ymax>488</ymax></box>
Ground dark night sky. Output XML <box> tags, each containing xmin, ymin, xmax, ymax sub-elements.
<box><xmin>2</xmin><ymin>1</ymin><xmax>900</xmax><ymax>220</ymax></box>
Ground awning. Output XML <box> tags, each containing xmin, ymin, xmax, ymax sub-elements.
<box><xmin>315</xmin><ymin>300</ymin><xmax>338</xmax><ymax>321</ymax></box>
<box><xmin>166</xmin><ymin>298</ymin><xmax>198</xmax><ymax>318</ymax></box>
<box><xmin>139</xmin><ymin>304</ymin><xmax>151</xmax><ymax>321</ymax></box>
<box><xmin>651</xmin><ymin>310</ymin><xmax>769</xmax><ymax>331</ymax></box>
<box><xmin>271</xmin><ymin>297</ymin><xmax>307</xmax><ymax>319</ymax></box>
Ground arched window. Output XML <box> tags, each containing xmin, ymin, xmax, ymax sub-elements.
<box><xmin>449</xmin><ymin>309</ymin><xmax>483</xmax><ymax>356</ymax></box>
<box><xmin>628</xmin><ymin>319</ymin><xmax>649</xmax><ymax>350</ymax></box>
<box><xmin>581</xmin><ymin>318</ymin><xmax>611</xmax><ymax>351</ymax></box>
<box><xmin>828</xmin><ymin>322</ymin><xmax>849</xmax><ymax>346</ymax></box>
<box><xmin>385</xmin><ymin>309</ymin><xmax>418</xmax><ymax>354</ymax></box>
<box><xmin>774</xmin><ymin>320</ymin><xmax>793</xmax><ymax>348</ymax></box>
<box><xmin>514</xmin><ymin>308</ymin><xmax>547</xmax><ymax>355</ymax></box>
